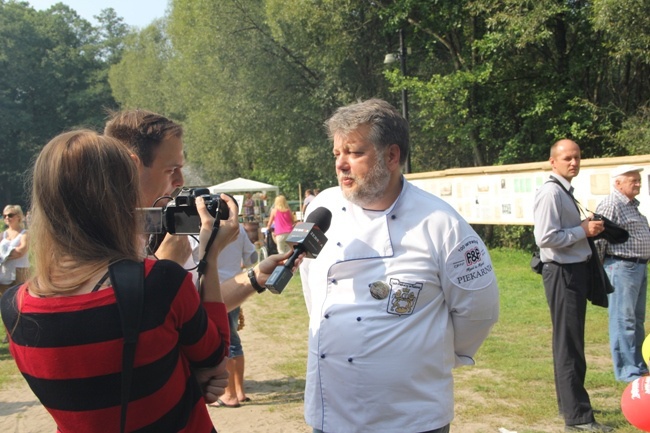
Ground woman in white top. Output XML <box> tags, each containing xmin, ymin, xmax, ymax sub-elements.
<box><xmin>0</xmin><ymin>204</ymin><xmax>30</xmax><ymax>295</ymax></box>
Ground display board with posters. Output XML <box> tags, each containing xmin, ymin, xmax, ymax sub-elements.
<box><xmin>406</xmin><ymin>155</ymin><xmax>650</xmax><ymax>225</ymax></box>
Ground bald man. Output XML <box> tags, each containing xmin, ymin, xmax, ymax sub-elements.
<box><xmin>533</xmin><ymin>139</ymin><xmax>611</xmax><ymax>432</ymax></box>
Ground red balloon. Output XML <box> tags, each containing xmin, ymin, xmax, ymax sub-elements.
<box><xmin>621</xmin><ymin>377</ymin><xmax>650</xmax><ymax>431</ymax></box>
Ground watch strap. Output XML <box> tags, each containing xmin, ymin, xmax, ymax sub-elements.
<box><xmin>247</xmin><ymin>268</ymin><xmax>266</xmax><ymax>293</ymax></box>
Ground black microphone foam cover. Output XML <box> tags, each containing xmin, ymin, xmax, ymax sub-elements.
<box><xmin>305</xmin><ymin>207</ymin><xmax>332</xmax><ymax>233</ymax></box>
<box><xmin>266</xmin><ymin>207</ymin><xmax>331</xmax><ymax>294</ymax></box>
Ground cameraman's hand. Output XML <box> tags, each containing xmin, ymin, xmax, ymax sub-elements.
<box><xmin>195</xmin><ymin>359</ymin><xmax>229</xmax><ymax>403</ymax></box>
<box><xmin>195</xmin><ymin>194</ymin><xmax>239</xmax><ymax>303</ymax></box>
<box><xmin>155</xmin><ymin>234</ymin><xmax>192</xmax><ymax>266</ymax></box>
<box><xmin>196</xmin><ymin>194</ymin><xmax>239</xmax><ymax>255</ymax></box>
<box><xmin>254</xmin><ymin>250</ymin><xmax>305</xmax><ymax>287</ymax></box>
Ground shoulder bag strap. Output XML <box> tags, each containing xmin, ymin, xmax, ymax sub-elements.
<box><xmin>547</xmin><ymin>177</ymin><xmax>602</xmax><ymax>258</ymax></box>
<box><xmin>546</xmin><ymin>176</ymin><xmax>587</xmax><ymax>218</ymax></box>
<box><xmin>109</xmin><ymin>259</ymin><xmax>145</xmax><ymax>433</ymax></box>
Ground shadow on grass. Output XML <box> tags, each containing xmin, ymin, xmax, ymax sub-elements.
<box><xmin>244</xmin><ymin>377</ymin><xmax>306</xmax><ymax>405</ymax></box>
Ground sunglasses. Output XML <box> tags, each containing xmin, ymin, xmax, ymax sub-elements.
<box><xmin>3</xmin><ymin>213</ymin><xmax>16</xmax><ymax>219</ymax></box>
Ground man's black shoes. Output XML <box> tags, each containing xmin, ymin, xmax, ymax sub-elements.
<box><xmin>565</xmin><ymin>422</ymin><xmax>613</xmax><ymax>432</ymax></box>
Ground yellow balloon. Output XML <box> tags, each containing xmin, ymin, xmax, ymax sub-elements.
<box><xmin>642</xmin><ymin>334</ymin><xmax>650</xmax><ymax>364</ymax></box>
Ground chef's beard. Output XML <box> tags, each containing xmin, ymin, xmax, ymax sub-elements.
<box><xmin>339</xmin><ymin>155</ymin><xmax>390</xmax><ymax>208</ymax></box>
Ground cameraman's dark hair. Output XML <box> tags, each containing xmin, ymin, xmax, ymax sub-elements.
<box><xmin>104</xmin><ymin>109</ymin><xmax>183</xmax><ymax>167</ymax></box>
<box><xmin>325</xmin><ymin>98</ymin><xmax>409</xmax><ymax>165</ymax></box>
<box><xmin>29</xmin><ymin>130</ymin><xmax>142</xmax><ymax>295</ymax></box>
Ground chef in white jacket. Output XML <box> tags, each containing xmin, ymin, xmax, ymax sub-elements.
<box><xmin>300</xmin><ymin>99</ymin><xmax>499</xmax><ymax>433</ymax></box>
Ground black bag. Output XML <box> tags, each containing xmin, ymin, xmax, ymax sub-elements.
<box><xmin>546</xmin><ymin>176</ymin><xmax>629</xmax><ymax>244</ymax></box>
<box><xmin>592</xmin><ymin>213</ymin><xmax>629</xmax><ymax>244</ymax></box>
<box><xmin>530</xmin><ymin>251</ymin><xmax>543</xmax><ymax>274</ymax></box>
<box><xmin>586</xmin><ymin>239</ymin><xmax>614</xmax><ymax>308</ymax></box>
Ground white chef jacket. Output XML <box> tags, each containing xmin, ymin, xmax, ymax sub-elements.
<box><xmin>300</xmin><ymin>179</ymin><xmax>499</xmax><ymax>433</ymax></box>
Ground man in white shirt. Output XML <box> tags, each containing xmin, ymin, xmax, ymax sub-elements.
<box><xmin>300</xmin><ymin>99</ymin><xmax>499</xmax><ymax>433</ymax></box>
<box><xmin>210</xmin><ymin>224</ymin><xmax>258</xmax><ymax>408</ymax></box>
<box><xmin>105</xmin><ymin>109</ymin><xmax>293</xmax><ymax>311</ymax></box>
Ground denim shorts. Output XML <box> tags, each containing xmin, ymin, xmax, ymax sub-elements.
<box><xmin>228</xmin><ymin>307</ymin><xmax>244</xmax><ymax>358</ymax></box>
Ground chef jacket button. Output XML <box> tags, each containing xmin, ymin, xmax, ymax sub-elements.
<box><xmin>336</xmin><ymin>242</ymin><xmax>342</xmax><ymax>247</ymax></box>
<box><xmin>324</xmin><ymin>314</ymin><xmax>330</xmax><ymax>319</ymax></box>
<box><xmin>391</xmin><ymin>214</ymin><xmax>396</xmax><ymax>220</ymax></box>
<box><xmin>330</xmin><ymin>279</ymin><xmax>337</xmax><ymax>284</ymax></box>
<box><xmin>320</xmin><ymin>354</ymin><xmax>326</xmax><ymax>359</ymax></box>
<box><xmin>356</xmin><ymin>317</ymin><xmax>361</xmax><ymax>321</ymax></box>
<box><xmin>347</xmin><ymin>357</ymin><xmax>353</xmax><ymax>363</ymax></box>
<box><xmin>342</xmin><ymin>207</ymin><xmax>346</xmax><ymax>211</ymax></box>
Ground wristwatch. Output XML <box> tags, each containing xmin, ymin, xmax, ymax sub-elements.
<box><xmin>247</xmin><ymin>268</ymin><xmax>266</xmax><ymax>293</ymax></box>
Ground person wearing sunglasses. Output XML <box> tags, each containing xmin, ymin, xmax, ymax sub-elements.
<box><xmin>0</xmin><ymin>205</ymin><xmax>29</xmax><ymax>295</ymax></box>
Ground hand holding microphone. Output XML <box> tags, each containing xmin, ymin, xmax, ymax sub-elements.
<box><xmin>265</xmin><ymin>207</ymin><xmax>332</xmax><ymax>294</ymax></box>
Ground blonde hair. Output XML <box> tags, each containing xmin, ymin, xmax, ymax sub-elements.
<box><xmin>3</xmin><ymin>205</ymin><xmax>25</xmax><ymax>229</ymax></box>
<box><xmin>274</xmin><ymin>195</ymin><xmax>290</xmax><ymax>211</ymax></box>
<box><xmin>29</xmin><ymin>130</ymin><xmax>143</xmax><ymax>295</ymax></box>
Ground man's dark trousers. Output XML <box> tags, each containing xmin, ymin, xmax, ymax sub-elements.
<box><xmin>542</xmin><ymin>261</ymin><xmax>595</xmax><ymax>426</ymax></box>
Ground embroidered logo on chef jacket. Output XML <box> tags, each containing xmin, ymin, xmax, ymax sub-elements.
<box><xmin>386</xmin><ymin>278</ymin><xmax>422</xmax><ymax>315</ymax></box>
<box><xmin>446</xmin><ymin>235</ymin><xmax>494</xmax><ymax>290</ymax></box>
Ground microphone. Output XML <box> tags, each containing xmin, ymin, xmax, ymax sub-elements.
<box><xmin>265</xmin><ymin>207</ymin><xmax>332</xmax><ymax>294</ymax></box>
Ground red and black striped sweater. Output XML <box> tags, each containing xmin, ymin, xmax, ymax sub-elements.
<box><xmin>1</xmin><ymin>258</ymin><xmax>229</xmax><ymax>433</ymax></box>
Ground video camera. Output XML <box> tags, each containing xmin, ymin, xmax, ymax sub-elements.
<box><xmin>139</xmin><ymin>187</ymin><xmax>230</xmax><ymax>235</ymax></box>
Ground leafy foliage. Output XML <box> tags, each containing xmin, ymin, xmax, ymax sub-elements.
<box><xmin>0</xmin><ymin>1</ymin><xmax>128</xmax><ymax>205</ymax></box>
<box><xmin>3</xmin><ymin>0</ymin><xmax>650</xmax><ymax>206</ymax></box>
<box><xmin>108</xmin><ymin>0</ymin><xmax>650</xmax><ymax>197</ymax></box>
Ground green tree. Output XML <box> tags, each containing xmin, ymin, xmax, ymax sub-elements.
<box><xmin>373</xmin><ymin>0</ymin><xmax>616</xmax><ymax>169</ymax></box>
<box><xmin>0</xmin><ymin>1</ymin><xmax>127</xmax><ymax>204</ymax></box>
<box><xmin>109</xmin><ymin>0</ymin><xmax>650</xmax><ymax>195</ymax></box>
<box><xmin>108</xmin><ymin>0</ymin><xmax>400</xmax><ymax>195</ymax></box>
<box><xmin>162</xmin><ymin>0</ymin><xmax>341</xmax><ymax>196</ymax></box>
<box><xmin>95</xmin><ymin>8</ymin><xmax>129</xmax><ymax>64</ymax></box>
<box><xmin>109</xmin><ymin>21</ymin><xmax>174</xmax><ymax>115</ymax></box>
<box><xmin>591</xmin><ymin>0</ymin><xmax>650</xmax><ymax>154</ymax></box>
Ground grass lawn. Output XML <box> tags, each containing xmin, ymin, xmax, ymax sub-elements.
<box><xmin>453</xmin><ymin>248</ymin><xmax>640</xmax><ymax>432</ymax></box>
<box><xmin>249</xmin><ymin>248</ymin><xmax>644</xmax><ymax>432</ymax></box>
<box><xmin>0</xmin><ymin>248</ymin><xmax>645</xmax><ymax>432</ymax></box>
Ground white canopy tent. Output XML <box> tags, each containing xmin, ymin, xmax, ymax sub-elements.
<box><xmin>208</xmin><ymin>178</ymin><xmax>278</xmax><ymax>226</ymax></box>
<box><xmin>208</xmin><ymin>177</ymin><xmax>279</xmax><ymax>196</ymax></box>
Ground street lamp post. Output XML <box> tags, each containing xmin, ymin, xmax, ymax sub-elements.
<box><xmin>398</xmin><ymin>28</ymin><xmax>410</xmax><ymax>174</ymax></box>
<box><xmin>384</xmin><ymin>28</ymin><xmax>411</xmax><ymax>173</ymax></box>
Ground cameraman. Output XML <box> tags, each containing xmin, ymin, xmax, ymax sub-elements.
<box><xmin>104</xmin><ymin>109</ymin><xmax>296</xmax><ymax>311</ymax></box>
<box><xmin>1</xmin><ymin>130</ymin><xmax>238</xmax><ymax>431</ymax></box>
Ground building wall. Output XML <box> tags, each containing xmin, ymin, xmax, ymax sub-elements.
<box><xmin>406</xmin><ymin>155</ymin><xmax>650</xmax><ymax>225</ymax></box>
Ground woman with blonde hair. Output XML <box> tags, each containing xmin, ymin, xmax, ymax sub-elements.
<box><xmin>266</xmin><ymin>195</ymin><xmax>295</xmax><ymax>254</ymax></box>
<box><xmin>1</xmin><ymin>129</ymin><xmax>239</xmax><ymax>432</ymax></box>
<box><xmin>0</xmin><ymin>204</ymin><xmax>29</xmax><ymax>295</ymax></box>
